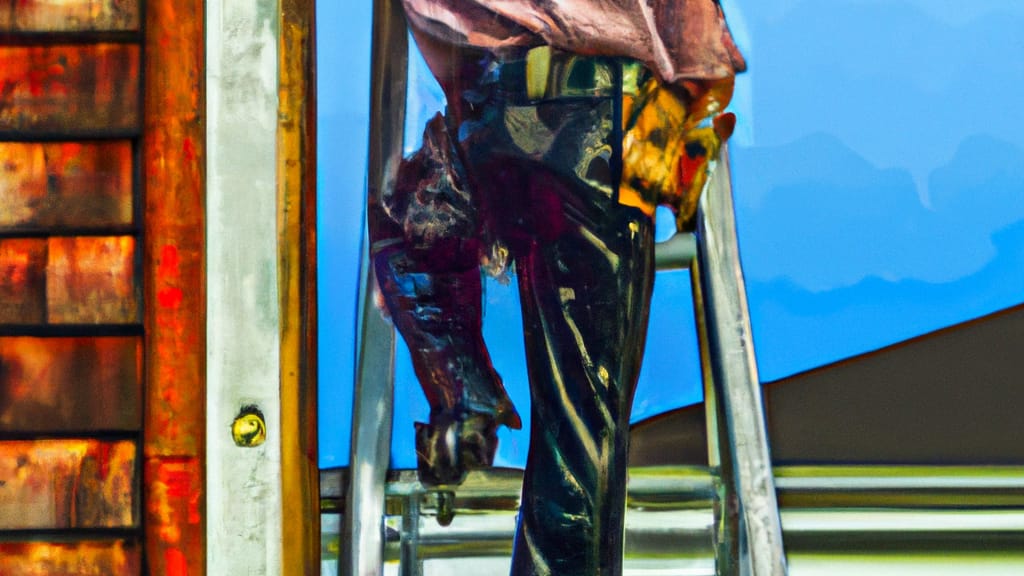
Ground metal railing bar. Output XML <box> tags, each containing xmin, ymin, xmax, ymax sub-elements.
<box><xmin>695</xmin><ymin>148</ymin><xmax>788</xmax><ymax>575</ymax></box>
<box><xmin>341</xmin><ymin>0</ymin><xmax>408</xmax><ymax>573</ymax></box>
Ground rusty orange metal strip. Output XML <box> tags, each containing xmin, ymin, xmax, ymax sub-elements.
<box><xmin>278</xmin><ymin>0</ymin><xmax>320</xmax><ymax>574</ymax></box>
<box><xmin>143</xmin><ymin>2</ymin><xmax>206</xmax><ymax>575</ymax></box>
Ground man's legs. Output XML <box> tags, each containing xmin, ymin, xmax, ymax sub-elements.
<box><xmin>508</xmin><ymin>177</ymin><xmax>655</xmax><ymax>575</ymax></box>
<box><xmin>447</xmin><ymin>82</ymin><xmax>656</xmax><ymax>574</ymax></box>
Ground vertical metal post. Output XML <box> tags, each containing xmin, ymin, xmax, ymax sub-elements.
<box><xmin>695</xmin><ymin>147</ymin><xmax>788</xmax><ymax>575</ymax></box>
<box><xmin>341</xmin><ymin>0</ymin><xmax>408</xmax><ymax>574</ymax></box>
<box><xmin>689</xmin><ymin>258</ymin><xmax>738</xmax><ymax>573</ymax></box>
<box><xmin>400</xmin><ymin>495</ymin><xmax>423</xmax><ymax>576</ymax></box>
<box><xmin>343</xmin><ymin>254</ymin><xmax>397</xmax><ymax>576</ymax></box>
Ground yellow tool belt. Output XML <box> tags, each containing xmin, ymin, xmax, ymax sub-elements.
<box><xmin>496</xmin><ymin>45</ymin><xmax>730</xmax><ymax>233</ymax></box>
<box><xmin>495</xmin><ymin>46</ymin><xmax>648</xmax><ymax>101</ymax></box>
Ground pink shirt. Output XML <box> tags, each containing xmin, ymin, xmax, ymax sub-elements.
<box><xmin>401</xmin><ymin>0</ymin><xmax>746</xmax><ymax>85</ymax></box>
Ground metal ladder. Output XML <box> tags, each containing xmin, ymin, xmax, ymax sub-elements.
<box><xmin>341</xmin><ymin>0</ymin><xmax>787</xmax><ymax>574</ymax></box>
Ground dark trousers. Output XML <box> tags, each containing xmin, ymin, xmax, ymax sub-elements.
<box><xmin>371</xmin><ymin>81</ymin><xmax>656</xmax><ymax>575</ymax></box>
<box><xmin>510</xmin><ymin>188</ymin><xmax>654</xmax><ymax>576</ymax></box>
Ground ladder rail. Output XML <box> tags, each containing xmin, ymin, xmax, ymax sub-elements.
<box><xmin>343</xmin><ymin>247</ymin><xmax>397</xmax><ymax>576</ymax></box>
<box><xmin>695</xmin><ymin>147</ymin><xmax>788</xmax><ymax>576</ymax></box>
<box><xmin>341</xmin><ymin>0</ymin><xmax>407</xmax><ymax>573</ymax></box>
<box><xmin>639</xmin><ymin>147</ymin><xmax>789</xmax><ymax>574</ymax></box>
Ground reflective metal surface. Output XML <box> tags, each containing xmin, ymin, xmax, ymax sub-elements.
<box><xmin>696</xmin><ymin>148</ymin><xmax>787</xmax><ymax>575</ymax></box>
<box><xmin>342</xmin><ymin>0</ymin><xmax>407</xmax><ymax>573</ymax></box>
<box><xmin>324</xmin><ymin>465</ymin><xmax>1024</xmax><ymax>572</ymax></box>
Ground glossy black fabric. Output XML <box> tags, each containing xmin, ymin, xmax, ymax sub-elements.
<box><xmin>370</xmin><ymin>51</ymin><xmax>656</xmax><ymax>573</ymax></box>
<box><xmin>511</xmin><ymin>198</ymin><xmax>654</xmax><ymax>576</ymax></box>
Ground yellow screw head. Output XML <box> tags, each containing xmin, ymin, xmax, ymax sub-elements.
<box><xmin>231</xmin><ymin>406</ymin><xmax>267</xmax><ymax>447</ymax></box>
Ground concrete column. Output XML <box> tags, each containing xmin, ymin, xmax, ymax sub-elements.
<box><xmin>206</xmin><ymin>0</ymin><xmax>284</xmax><ymax>574</ymax></box>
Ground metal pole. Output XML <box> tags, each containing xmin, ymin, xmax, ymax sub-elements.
<box><xmin>696</xmin><ymin>147</ymin><xmax>788</xmax><ymax>575</ymax></box>
<box><xmin>342</xmin><ymin>250</ymin><xmax>397</xmax><ymax>576</ymax></box>
<box><xmin>690</xmin><ymin>254</ymin><xmax>738</xmax><ymax>573</ymax></box>
<box><xmin>341</xmin><ymin>0</ymin><xmax>408</xmax><ymax>574</ymax></box>
<box><xmin>400</xmin><ymin>495</ymin><xmax>423</xmax><ymax>576</ymax></box>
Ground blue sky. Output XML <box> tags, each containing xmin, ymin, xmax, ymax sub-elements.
<box><xmin>317</xmin><ymin>0</ymin><xmax>1024</xmax><ymax>468</ymax></box>
<box><xmin>726</xmin><ymin>0</ymin><xmax>1024</xmax><ymax>379</ymax></box>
